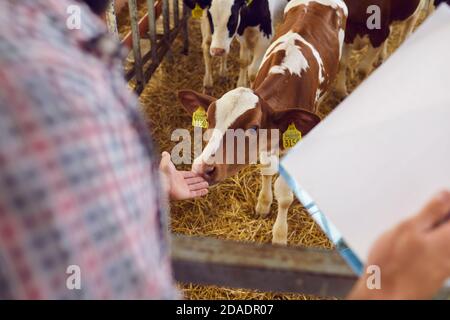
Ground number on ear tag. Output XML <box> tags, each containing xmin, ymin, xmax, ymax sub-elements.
<box><xmin>282</xmin><ymin>123</ymin><xmax>302</xmax><ymax>149</ymax></box>
<box><xmin>192</xmin><ymin>106</ymin><xmax>208</xmax><ymax>128</ymax></box>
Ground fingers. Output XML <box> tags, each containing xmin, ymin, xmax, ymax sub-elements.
<box><xmin>191</xmin><ymin>188</ymin><xmax>209</xmax><ymax>198</ymax></box>
<box><xmin>182</xmin><ymin>171</ymin><xmax>209</xmax><ymax>184</ymax></box>
<box><xmin>430</xmin><ymin>220</ymin><xmax>450</xmax><ymax>250</ymax></box>
<box><xmin>189</xmin><ymin>181</ymin><xmax>209</xmax><ymax>191</ymax></box>
<box><xmin>185</xmin><ymin>176</ymin><xmax>207</xmax><ymax>185</ymax></box>
<box><xmin>181</xmin><ymin>171</ymin><xmax>196</xmax><ymax>179</ymax></box>
<box><xmin>415</xmin><ymin>191</ymin><xmax>450</xmax><ymax>231</ymax></box>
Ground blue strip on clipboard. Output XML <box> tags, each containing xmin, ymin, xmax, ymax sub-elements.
<box><xmin>279</xmin><ymin>165</ymin><xmax>364</xmax><ymax>276</ymax></box>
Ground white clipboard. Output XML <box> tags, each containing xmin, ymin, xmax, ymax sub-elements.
<box><xmin>280</xmin><ymin>5</ymin><xmax>450</xmax><ymax>289</ymax></box>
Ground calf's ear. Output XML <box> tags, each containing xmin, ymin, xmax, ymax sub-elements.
<box><xmin>177</xmin><ymin>90</ymin><xmax>216</xmax><ymax>115</ymax></box>
<box><xmin>270</xmin><ymin>108</ymin><xmax>321</xmax><ymax>136</ymax></box>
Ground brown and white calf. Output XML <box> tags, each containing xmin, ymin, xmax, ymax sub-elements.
<box><xmin>184</xmin><ymin>0</ymin><xmax>289</xmax><ymax>92</ymax></box>
<box><xmin>336</xmin><ymin>0</ymin><xmax>426</xmax><ymax>96</ymax></box>
<box><xmin>178</xmin><ymin>0</ymin><xmax>347</xmax><ymax>244</ymax></box>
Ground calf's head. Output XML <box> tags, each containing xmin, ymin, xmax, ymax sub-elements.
<box><xmin>178</xmin><ymin>87</ymin><xmax>320</xmax><ymax>184</ymax></box>
<box><xmin>184</xmin><ymin>0</ymin><xmax>247</xmax><ymax>56</ymax></box>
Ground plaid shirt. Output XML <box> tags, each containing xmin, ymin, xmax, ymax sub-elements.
<box><xmin>0</xmin><ymin>0</ymin><xmax>176</xmax><ymax>299</ymax></box>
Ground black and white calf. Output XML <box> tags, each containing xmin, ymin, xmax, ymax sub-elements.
<box><xmin>426</xmin><ymin>0</ymin><xmax>450</xmax><ymax>13</ymax></box>
<box><xmin>185</xmin><ymin>0</ymin><xmax>289</xmax><ymax>91</ymax></box>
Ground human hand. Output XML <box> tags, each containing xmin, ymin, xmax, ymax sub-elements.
<box><xmin>348</xmin><ymin>191</ymin><xmax>450</xmax><ymax>300</ymax></box>
<box><xmin>159</xmin><ymin>151</ymin><xmax>209</xmax><ymax>201</ymax></box>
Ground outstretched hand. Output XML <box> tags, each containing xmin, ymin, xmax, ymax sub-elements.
<box><xmin>159</xmin><ymin>151</ymin><xmax>209</xmax><ymax>201</ymax></box>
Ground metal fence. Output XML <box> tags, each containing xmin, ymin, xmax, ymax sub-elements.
<box><xmin>106</xmin><ymin>0</ymin><xmax>190</xmax><ymax>94</ymax></box>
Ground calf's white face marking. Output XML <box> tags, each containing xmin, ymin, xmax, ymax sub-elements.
<box><xmin>209</xmin><ymin>0</ymin><xmax>240</xmax><ymax>54</ymax></box>
<box><xmin>193</xmin><ymin>87</ymin><xmax>259</xmax><ymax>169</ymax></box>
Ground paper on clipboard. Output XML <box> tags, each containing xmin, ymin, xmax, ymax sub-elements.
<box><xmin>280</xmin><ymin>5</ymin><xmax>450</xmax><ymax>278</ymax></box>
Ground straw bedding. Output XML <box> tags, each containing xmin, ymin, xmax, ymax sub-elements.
<box><xmin>117</xmin><ymin>4</ymin><xmax>425</xmax><ymax>300</ymax></box>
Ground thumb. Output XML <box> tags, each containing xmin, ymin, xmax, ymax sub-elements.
<box><xmin>159</xmin><ymin>152</ymin><xmax>172</xmax><ymax>197</ymax></box>
<box><xmin>415</xmin><ymin>191</ymin><xmax>450</xmax><ymax>230</ymax></box>
<box><xmin>162</xmin><ymin>151</ymin><xmax>171</xmax><ymax>161</ymax></box>
<box><xmin>159</xmin><ymin>151</ymin><xmax>172</xmax><ymax>173</ymax></box>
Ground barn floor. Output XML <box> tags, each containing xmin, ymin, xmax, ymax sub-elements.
<box><xmin>122</xmin><ymin>9</ymin><xmax>426</xmax><ymax>300</ymax></box>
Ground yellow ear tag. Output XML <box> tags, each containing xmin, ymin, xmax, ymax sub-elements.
<box><xmin>282</xmin><ymin>123</ymin><xmax>302</xmax><ymax>149</ymax></box>
<box><xmin>192</xmin><ymin>4</ymin><xmax>204</xmax><ymax>19</ymax></box>
<box><xmin>192</xmin><ymin>106</ymin><xmax>208</xmax><ymax>128</ymax></box>
<box><xmin>246</xmin><ymin>0</ymin><xmax>254</xmax><ymax>6</ymax></box>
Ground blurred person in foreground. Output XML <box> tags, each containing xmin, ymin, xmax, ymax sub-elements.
<box><xmin>0</xmin><ymin>0</ymin><xmax>449</xmax><ymax>299</ymax></box>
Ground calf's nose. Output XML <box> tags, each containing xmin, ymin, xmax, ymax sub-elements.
<box><xmin>203</xmin><ymin>166</ymin><xmax>216</xmax><ymax>178</ymax></box>
<box><xmin>192</xmin><ymin>161</ymin><xmax>216</xmax><ymax>180</ymax></box>
<box><xmin>210</xmin><ymin>48</ymin><xmax>226</xmax><ymax>57</ymax></box>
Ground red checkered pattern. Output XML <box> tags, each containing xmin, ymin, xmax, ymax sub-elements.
<box><xmin>0</xmin><ymin>0</ymin><xmax>176</xmax><ymax>299</ymax></box>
